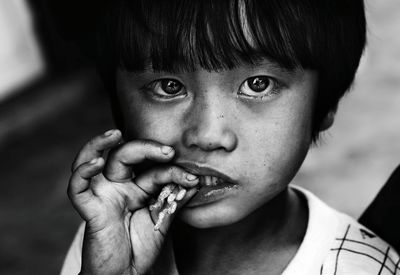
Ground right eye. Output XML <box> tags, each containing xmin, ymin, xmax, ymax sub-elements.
<box><xmin>141</xmin><ymin>79</ymin><xmax>186</xmax><ymax>99</ymax></box>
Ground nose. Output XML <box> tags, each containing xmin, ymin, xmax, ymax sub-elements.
<box><xmin>182</xmin><ymin>93</ymin><xmax>238</xmax><ymax>152</ymax></box>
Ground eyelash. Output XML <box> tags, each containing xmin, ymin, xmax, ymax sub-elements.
<box><xmin>139</xmin><ymin>79</ymin><xmax>187</xmax><ymax>99</ymax></box>
<box><xmin>140</xmin><ymin>76</ymin><xmax>284</xmax><ymax>101</ymax></box>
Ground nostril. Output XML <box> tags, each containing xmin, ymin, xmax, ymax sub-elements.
<box><xmin>182</xmin><ymin>126</ymin><xmax>238</xmax><ymax>152</ymax></box>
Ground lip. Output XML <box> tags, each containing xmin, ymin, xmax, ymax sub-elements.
<box><xmin>175</xmin><ymin>161</ymin><xmax>239</xmax><ymax>207</ymax></box>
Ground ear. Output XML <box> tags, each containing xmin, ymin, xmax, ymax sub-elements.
<box><xmin>319</xmin><ymin>111</ymin><xmax>335</xmax><ymax>131</ymax></box>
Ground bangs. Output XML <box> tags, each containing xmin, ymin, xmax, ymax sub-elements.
<box><xmin>100</xmin><ymin>0</ymin><xmax>319</xmax><ymax>73</ymax></box>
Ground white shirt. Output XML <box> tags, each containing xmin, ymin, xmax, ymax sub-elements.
<box><xmin>61</xmin><ymin>186</ymin><xmax>400</xmax><ymax>275</ymax></box>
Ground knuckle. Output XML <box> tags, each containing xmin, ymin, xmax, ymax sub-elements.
<box><xmin>141</xmin><ymin>139</ymin><xmax>161</xmax><ymax>153</ymax></box>
<box><xmin>91</xmin><ymin>179</ymin><xmax>100</xmax><ymax>189</ymax></box>
<box><xmin>152</xmin><ymin>166</ymin><xmax>168</xmax><ymax>182</ymax></box>
<box><xmin>153</xmin><ymin>170</ymin><xmax>164</xmax><ymax>182</ymax></box>
<box><xmin>149</xmin><ymin>166</ymin><xmax>172</xmax><ymax>183</ymax></box>
<box><xmin>170</xmin><ymin>167</ymin><xmax>185</xmax><ymax>182</ymax></box>
<box><xmin>75</xmin><ymin>163</ymin><xmax>93</xmax><ymax>179</ymax></box>
<box><xmin>75</xmin><ymin>163</ymin><xmax>85</xmax><ymax>175</ymax></box>
<box><xmin>133</xmin><ymin>140</ymin><xmax>151</xmax><ymax>153</ymax></box>
<box><xmin>86</xmin><ymin>138</ymin><xmax>97</xmax><ymax>148</ymax></box>
<box><xmin>137</xmin><ymin>139</ymin><xmax>149</xmax><ymax>147</ymax></box>
<box><xmin>84</xmin><ymin>134</ymin><xmax>104</xmax><ymax>150</ymax></box>
<box><xmin>168</xmin><ymin>166</ymin><xmax>176</xmax><ymax>176</ymax></box>
<box><xmin>140</xmin><ymin>139</ymin><xmax>157</xmax><ymax>148</ymax></box>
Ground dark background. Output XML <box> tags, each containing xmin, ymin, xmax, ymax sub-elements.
<box><xmin>0</xmin><ymin>1</ymin><xmax>399</xmax><ymax>274</ymax></box>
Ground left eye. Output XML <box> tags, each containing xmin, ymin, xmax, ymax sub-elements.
<box><xmin>238</xmin><ymin>76</ymin><xmax>281</xmax><ymax>99</ymax></box>
<box><xmin>142</xmin><ymin>78</ymin><xmax>186</xmax><ymax>99</ymax></box>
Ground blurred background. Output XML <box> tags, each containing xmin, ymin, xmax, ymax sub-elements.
<box><xmin>0</xmin><ymin>0</ymin><xmax>399</xmax><ymax>274</ymax></box>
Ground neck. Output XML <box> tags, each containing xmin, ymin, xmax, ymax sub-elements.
<box><xmin>172</xmin><ymin>187</ymin><xmax>308</xmax><ymax>274</ymax></box>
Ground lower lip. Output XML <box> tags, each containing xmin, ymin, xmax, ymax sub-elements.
<box><xmin>185</xmin><ymin>182</ymin><xmax>239</xmax><ymax>207</ymax></box>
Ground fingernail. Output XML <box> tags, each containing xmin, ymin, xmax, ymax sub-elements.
<box><xmin>161</xmin><ymin>146</ymin><xmax>174</xmax><ymax>155</ymax></box>
<box><xmin>104</xmin><ymin>129</ymin><xmax>116</xmax><ymax>137</ymax></box>
<box><xmin>186</xmin><ymin>174</ymin><xmax>198</xmax><ymax>181</ymax></box>
<box><xmin>89</xmin><ymin>158</ymin><xmax>100</xmax><ymax>165</ymax></box>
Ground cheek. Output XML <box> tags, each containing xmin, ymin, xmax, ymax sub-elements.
<box><xmin>239</xmin><ymin>95</ymin><xmax>314</xmax><ymax>187</ymax></box>
<box><xmin>122</xmin><ymin>100</ymin><xmax>184</xmax><ymax>144</ymax></box>
<box><xmin>264</xmin><ymin>118</ymin><xmax>311</xmax><ymax>182</ymax></box>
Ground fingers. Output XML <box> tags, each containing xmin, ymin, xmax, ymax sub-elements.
<box><xmin>134</xmin><ymin>166</ymin><xmax>199</xmax><ymax>198</ymax></box>
<box><xmin>71</xmin><ymin>129</ymin><xmax>122</xmax><ymax>172</ymax></box>
<box><xmin>68</xmin><ymin>157</ymin><xmax>105</xmax><ymax>209</ymax></box>
<box><xmin>124</xmin><ymin>166</ymin><xmax>199</xmax><ymax>211</ymax></box>
<box><xmin>103</xmin><ymin>140</ymin><xmax>176</xmax><ymax>182</ymax></box>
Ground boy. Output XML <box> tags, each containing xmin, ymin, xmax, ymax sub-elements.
<box><xmin>59</xmin><ymin>0</ymin><xmax>399</xmax><ymax>274</ymax></box>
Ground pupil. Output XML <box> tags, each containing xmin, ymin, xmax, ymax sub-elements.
<box><xmin>162</xmin><ymin>80</ymin><xmax>181</xmax><ymax>94</ymax></box>
<box><xmin>249</xmin><ymin>77</ymin><xmax>268</xmax><ymax>92</ymax></box>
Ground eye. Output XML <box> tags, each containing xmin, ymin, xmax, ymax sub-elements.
<box><xmin>238</xmin><ymin>75</ymin><xmax>282</xmax><ymax>99</ymax></box>
<box><xmin>141</xmin><ymin>78</ymin><xmax>186</xmax><ymax>99</ymax></box>
<box><xmin>161</xmin><ymin>79</ymin><xmax>183</xmax><ymax>95</ymax></box>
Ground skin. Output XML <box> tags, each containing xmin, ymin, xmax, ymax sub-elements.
<box><xmin>69</xmin><ymin>133</ymin><xmax>201</xmax><ymax>275</ymax></box>
<box><xmin>118</xmin><ymin>61</ymin><xmax>317</xmax><ymax>273</ymax></box>
<box><xmin>69</xmin><ymin>59</ymin><xmax>319</xmax><ymax>274</ymax></box>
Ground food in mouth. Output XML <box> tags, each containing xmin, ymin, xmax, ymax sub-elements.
<box><xmin>149</xmin><ymin>175</ymin><xmax>228</xmax><ymax>230</ymax></box>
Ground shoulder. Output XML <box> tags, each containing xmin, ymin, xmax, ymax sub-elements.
<box><xmin>321</xmin><ymin>213</ymin><xmax>400</xmax><ymax>275</ymax></box>
<box><xmin>289</xmin><ymin>186</ymin><xmax>400</xmax><ymax>275</ymax></box>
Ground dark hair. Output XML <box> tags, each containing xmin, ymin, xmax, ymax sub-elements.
<box><xmin>49</xmin><ymin>0</ymin><xmax>366</xmax><ymax>140</ymax></box>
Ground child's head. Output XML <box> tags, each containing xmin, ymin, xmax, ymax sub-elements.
<box><xmin>64</xmin><ymin>0</ymin><xmax>366</xmax><ymax>227</ymax></box>
<box><xmin>92</xmin><ymin>0</ymin><xmax>366</xmax><ymax>142</ymax></box>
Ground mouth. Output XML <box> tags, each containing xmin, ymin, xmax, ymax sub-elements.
<box><xmin>175</xmin><ymin>162</ymin><xmax>237</xmax><ymax>187</ymax></box>
<box><xmin>175</xmin><ymin>162</ymin><xmax>239</xmax><ymax>207</ymax></box>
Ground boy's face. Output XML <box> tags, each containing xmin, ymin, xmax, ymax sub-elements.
<box><xmin>116</xmin><ymin>60</ymin><xmax>317</xmax><ymax>228</ymax></box>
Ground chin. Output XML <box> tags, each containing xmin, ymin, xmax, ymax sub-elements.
<box><xmin>177</xmin><ymin>204</ymin><xmax>245</xmax><ymax>228</ymax></box>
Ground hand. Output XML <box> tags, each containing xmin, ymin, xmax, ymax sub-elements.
<box><xmin>67</xmin><ymin>130</ymin><xmax>199</xmax><ymax>275</ymax></box>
